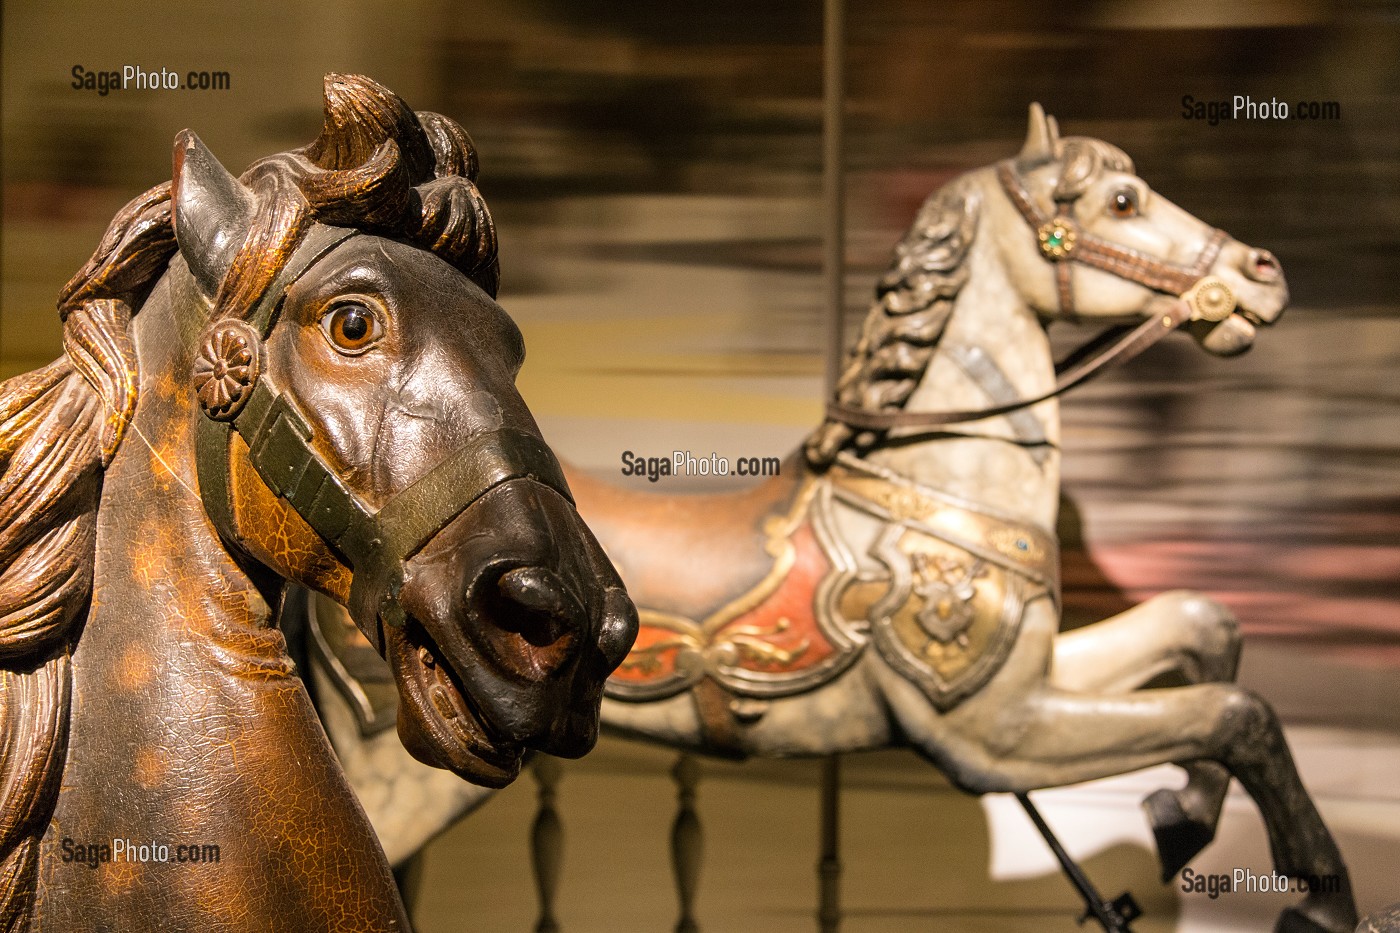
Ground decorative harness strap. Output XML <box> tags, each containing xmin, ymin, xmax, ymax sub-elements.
<box><xmin>194</xmin><ymin>224</ymin><xmax>572</xmax><ymax>651</ymax></box>
<box><xmin>829</xmin><ymin>452</ymin><xmax>1060</xmax><ymax>604</ymax></box>
<box><xmin>824</xmin><ymin>160</ymin><xmax>1237</xmax><ymax>435</ymax></box>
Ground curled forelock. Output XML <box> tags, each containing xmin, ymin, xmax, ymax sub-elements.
<box><xmin>1049</xmin><ymin>136</ymin><xmax>1134</xmax><ymax>202</ymax></box>
<box><xmin>212</xmin><ymin>74</ymin><xmax>500</xmax><ymax>327</ymax></box>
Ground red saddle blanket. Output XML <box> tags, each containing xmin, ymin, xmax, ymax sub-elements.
<box><xmin>607</xmin><ymin>521</ymin><xmax>852</xmax><ymax>699</ymax></box>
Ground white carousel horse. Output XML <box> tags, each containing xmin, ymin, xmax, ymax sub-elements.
<box><xmin>307</xmin><ymin>105</ymin><xmax>1355</xmax><ymax>932</ymax></box>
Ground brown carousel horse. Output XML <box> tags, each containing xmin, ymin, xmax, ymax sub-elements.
<box><xmin>0</xmin><ymin>75</ymin><xmax>636</xmax><ymax>931</ymax></box>
<box><xmin>310</xmin><ymin>105</ymin><xmax>1356</xmax><ymax>932</ymax></box>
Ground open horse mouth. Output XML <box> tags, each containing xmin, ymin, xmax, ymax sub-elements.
<box><xmin>383</xmin><ymin>478</ymin><xmax>637</xmax><ymax>788</ymax></box>
<box><xmin>386</xmin><ymin>620</ymin><xmax>523</xmax><ymax>786</ymax></box>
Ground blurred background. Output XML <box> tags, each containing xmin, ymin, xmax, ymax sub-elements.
<box><xmin>3</xmin><ymin>0</ymin><xmax>1397</xmax><ymax>929</ymax></box>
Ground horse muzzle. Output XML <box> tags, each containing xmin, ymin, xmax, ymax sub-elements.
<box><xmin>388</xmin><ymin>477</ymin><xmax>637</xmax><ymax>787</ymax></box>
<box><xmin>1186</xmin><ymin>242</ymin><xmax>1289</xmax><ymax>357</ymax></box>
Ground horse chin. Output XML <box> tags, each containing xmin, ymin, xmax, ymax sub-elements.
<box><xmin>1187</xmin><ymin>312</ymin><xmax>1258</xmax><ymax>357</ymax></box>
<box><xmin>383</xmin><ymin>620</ymin><xmax>524</xmax><ymax>788</ymax></box>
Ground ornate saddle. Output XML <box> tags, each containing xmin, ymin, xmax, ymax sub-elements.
<box><xmin>583</xmin><ymin>460</ymin><xmax>865</xmax><ymax>702</ymax></box>
<box><xmin>596</xmin><ymin>453</ymin><xmax>1059</xmax><ymax>713</ymax></box>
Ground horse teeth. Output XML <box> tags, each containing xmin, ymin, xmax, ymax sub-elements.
<box><xmin>418</xmin><ymin>645</ymin><xmax>435</xmax><ymax>668</ymax></box>
<box><xmin>429</xmin><ymin>685</ymin><xmax>458</xmax><ymax>720</ymax></box>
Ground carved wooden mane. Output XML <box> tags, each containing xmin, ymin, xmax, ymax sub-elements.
<box><xmin>804</xmin><ymin>180</ymin><xmax>978</xmax><ymax>466</ymax></box>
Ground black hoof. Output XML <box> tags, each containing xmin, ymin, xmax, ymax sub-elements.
<box><xmin>1143</xmin><ymin>788</ymin><xmax>1215</xmax><ymax>882</ymax></box>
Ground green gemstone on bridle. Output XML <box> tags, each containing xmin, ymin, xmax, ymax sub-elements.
<box><xmin>1037</xmin><ymin>219</ymin><xmax>1075</xmax><ymax>259</ymax></box>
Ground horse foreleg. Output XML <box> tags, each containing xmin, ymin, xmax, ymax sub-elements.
<box><xmin>1050</xmin><ymin>590</ymin><xmax>1238</xmax><ymax>879</ymax></box>
<box><xmin>1051</xmin><ymin>590</ymin><xmax>1240</xmax><ymax>692</ymax></box>
<box><xmin>941</xmin><ymin>684</ymin><xmax>1356</xmax><ymax>933</ymax></box>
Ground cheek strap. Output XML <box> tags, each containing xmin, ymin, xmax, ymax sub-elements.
<box><xmin>995</xmin><ymin>161</ymin><xmax>1232</xmax><ymax>320</ymax></box>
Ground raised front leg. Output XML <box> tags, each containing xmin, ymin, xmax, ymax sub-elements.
<box><xmin>1051</xmin><ymin>590</ymin><xmax>1239</xmax><ymax>879</ymax></box>
<box><xmin>1051</xmin><ymin>590</ymin><xmax>1241</xmax><ymax>693</ymax></box>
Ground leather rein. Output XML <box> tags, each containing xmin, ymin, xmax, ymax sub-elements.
<box><xmin>193</xmin><ymin>224</ymin><xmax>572</xmax><ymax>650</ymax></box>
<box><xmin>824</xmin><ymin>160</ymin><xmax>1238</xmax><ymax>435</ymax></box>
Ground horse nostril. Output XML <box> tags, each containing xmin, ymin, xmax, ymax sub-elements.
<box><xmin>1245</xmin><ymin>249</ymin><xmax>1280</xmax><ymax>283</ymax></box>
<box><xmin>597</xmin><ymin>586</ymin><xmax>639</xmax><ymax>669</ymax></box>
<box><xmin>495</xmin><ymin>566</ymin><xmax>581</xmax><ymax>648</ymax></box>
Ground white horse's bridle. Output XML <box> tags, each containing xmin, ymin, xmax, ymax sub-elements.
<box><xmin>824</xmin><ymin>160</ymin><xmax>1237</xmax><ymax>437</ymax></box>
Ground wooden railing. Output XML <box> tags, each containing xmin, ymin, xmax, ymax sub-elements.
<box><xmin>525</xmin><ymin>754</ymin><xmax>846</xmax><ymax>932</ymax></box>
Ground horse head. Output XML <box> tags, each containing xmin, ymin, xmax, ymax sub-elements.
<box><xmin>809</xmin><ymin>101</ymin><xmax>1291</xmax><ymax>474</ymax></box>
<box><xmin>992</xmin><ymin>103</ymin><xmax>1287</xmax><ymax>356</ymax></box>
<box><xmin>166</xmin><ymin>75</ymin><xmax>636</xmax><ymax>787</ymax></box>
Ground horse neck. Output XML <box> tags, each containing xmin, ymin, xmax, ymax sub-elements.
<box><xmin>864</xmin><ymin>232</ymin><xmax>1061</xmax><ymax>530</ymax></box>
<box><xmin>83</xmin><ymin>262</ymin><xmax>287</xmax><ymax>673</ymax></box>
<box><xmin>45</xmin><ymin>264</ymin><xmax>406</xmax><ymax>927</ymax></box>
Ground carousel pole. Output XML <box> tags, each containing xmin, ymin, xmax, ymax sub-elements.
<box><xmin>822</xmin><ymin>0</ymin><xmax>847</xmax><ymax>396</ymax></box>
<box><xmin>819</xmin><ymin>0</ymin><xmax>846</xmax><ymax>930</ymax></box>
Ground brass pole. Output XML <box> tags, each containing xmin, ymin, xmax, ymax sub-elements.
<box><xmin>822</xmin><ymin>0</ymin><xmax>847</xmax><ymax>396</ymax></box>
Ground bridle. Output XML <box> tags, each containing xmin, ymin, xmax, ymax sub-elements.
<box><xmin>192</xmin><ymin>223</ymin><xmax>573</xmax><ymax>651</ymax></box>
<box><xmin>824</xmin><ymin>159</ymin><xmax>1239</xmax><ymax>435</ymax></box>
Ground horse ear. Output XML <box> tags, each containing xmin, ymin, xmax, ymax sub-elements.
<box><xmin>171</xmin><ymin>130</ymin><xmax>255</xmax><ymax>299</ymax></box>
<box><xmin>1018</xmin><ymin>102</ymin><xmax>1055</xmax><ymax>167</ymax></box>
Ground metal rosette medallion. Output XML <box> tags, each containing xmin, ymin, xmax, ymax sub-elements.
<box><xmin>1182</xmin><ymin>275</ymin><xmax>1236</xmax><ymax>322</ymax></box>
<box><xmin>193</xmin><ymin>319</ymin><xmax>263</xmax><ymax>421</ymax></box>
<box><xmin>1037</xmin><ymin>217</ymin><xmax>1078</xmax><ymax>260</ymax></box>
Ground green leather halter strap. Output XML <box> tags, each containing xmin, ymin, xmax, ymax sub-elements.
<box><xmin>195</xmin><ymin>224</ymin><xmax>572</xmax><ymax>649</ymax></box>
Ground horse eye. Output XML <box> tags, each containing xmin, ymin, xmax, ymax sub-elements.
<box><xmin>1110</xmin><ymin>188</ymin><xmax>1140</xmax><ymax>218</ymax></box>
<box><xmin>320</xmin><ymin>303</ymin><xmax>383</xmax><ymax>355</ymax></box>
